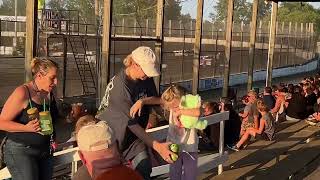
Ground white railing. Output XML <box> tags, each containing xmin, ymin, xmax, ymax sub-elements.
<box><xmin>0</xmin><ymin>111</ymin><xmax>229</xmax><ymax>179</ymax></box>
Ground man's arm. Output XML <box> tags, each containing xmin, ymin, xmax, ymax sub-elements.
<box><xmin>130</xmin><ymin>97</ymin><xmax>162</xmax><ymax>118</ymax></box>
<box><xmin>128</xmin><ymin>124</ymin><xmax>174</xmax><ymax>163</ymax></box>
<box><xmin>179</xmin><ymin>108</ymin><xmax>200</xmax><ymax>117</ymax></box>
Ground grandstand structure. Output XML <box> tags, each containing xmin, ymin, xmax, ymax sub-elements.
<box><xmin>0</xmin><ymin>0</ymin><xmax>319</xmax><ymax>178</ymax></box>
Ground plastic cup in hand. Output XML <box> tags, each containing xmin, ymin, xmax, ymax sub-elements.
<box><xmin>39</xmin><ymin>111</ymin><xmax>53</xmax><ymax>135</ymax></box>
<box><xmin>27</xmin><ymin>107</ymin><xmax>39</xmax><ymax>120</ymax></box>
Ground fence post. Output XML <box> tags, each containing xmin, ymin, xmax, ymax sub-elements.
<box><xmin>279</xmin><ymin>22</ymin><xmax>284</xmax><ymax>67</ymax></box>
<box><xmin>77</xmin><ymin>11</ymin><xmax>80</xmax><ymax>35</ymax></box>
<box><xmin>294</xmin><ymin>22</ymin><xmax>298</xmax><ymax>64</ymax></box>
<box><xmin>190</xmin><ymin>20</ymin><xmax>193</xmax><ymax>37</ymax></box>
<box><xmin>275</xmin><ymin>21</ymin><xmax>280</xmax><ymax>68</ymax></box>
<box><xmin>169</xmin><ymin>20</ymin><xmax>172</xmax><ymax>37</ymax></box>
<box><xmin>192</xmin><ymin>0</ymin><xmax>204</xmax><ymax>95</ymax></box>
<box><xmin>287</xmin><ymin>22</ymin><xmax>291</xmax><ymax>65</ymax></box>
<box><xmin>179</xmin><ymin>20</ymin><xmax>182</xmax><ymax>37</ymax></box>
<box><xmin>99</xmin><ymin>0</ymin><xmax>112</xmax><ymax>106</ymax></box>
<box><xmin>122</xmin><ymin>18</ymin><xmax>125</xmax><ymax>34</ymax></box>
<box><xmin>211</xmin><ymin>22</ymin><xmax>214</xmax><ymax>39</ymax></box>
<box><xmin>213</xmin><ymin>30</ymin><xmax>218</xmax><ymax>77</ymax></box>
<box><xmin>146</xmin><ymin>19</ymin><xmax>149</xmax><ymax>36</ymax></box>
<box><xmin>154</xmin><ymin>0</ymin><xmax>164</xmax><ymax>92</ymax></box>
<box><xmin>134</xmin><ymin>19</ymin><xmax>137</xmax><ymax>35</ymax></box>
<box><xmin>266</xmin><ymin>1</ymin><xmax>278</xmax><ymax>87</ymax></box>
<box><xmin>300</xmin><ymin>23</ymin><xmax>304</xmax><ymax>60</ymax></box>
<box><xmin>239</xmin><ymin>21</ymin><xmax>244</xmax><ymax>74</ymax></box>
<box><xmin>258</xmin><ymin>20</ymin><xmax>262</xmax><ymax>42</ymax></box>
<box><xmin>308</xmin><ymin>23</ymin><xmax>310</xmax><ymax>58</ymax></box>
<box><xmin>62</xmin><ymin>36</ymin><xmax>67</xmax><ymax>97</ymax></box>
<box><xmin>247</xmin><ymin>0</ymin><xmax>258</xmax><ymax>91</ymax></box>
<box><xmin>220</xmin><ymin>0</ymin><xmax>234</xmax><ymax>175</ymax></box>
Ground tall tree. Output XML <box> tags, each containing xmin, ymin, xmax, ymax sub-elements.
<box><xmin>164</xmin><ymin>0</ymin><xmax>182</xmax><ymax>20</ymax></box>
<box><xmin>266</xmin><ymin>2</ymin><xmax>320</xmax><ymax>34</ymax></box>
<box><xmin>47</xmin><ymin>0</ymin><xmax>66</xmax><ymax>11</ymax></box>
<box><xmin>210</xmin><ymin>0</ymin><xmax>271</xmax><ymax>24</ymax></box>
<box><xmin>47</xmin><ymin>0</ymin><xmax>184</xmax><ymax>24</ymax></box>
<box><xmin>0</xmin><ymin>0</ymin><xmax>26</xmax><ymax>16</ymax></box>
<box><xmin>113</xmin><ymin>0</ymin><xmax>183</xmax><ymax>22</ymax></box>
<box><xmin>210</xmin><ymin>0</ymin><xmax>251</xmax><ymax>23</ymax></box>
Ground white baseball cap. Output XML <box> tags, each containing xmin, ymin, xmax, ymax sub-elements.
<box><xmin>131</xmin><ymin>46</ymin><xmax>160</xmax><ymax>77</ymax></box>
<box><xmin>77</xmin><ymin>121</ymin><xmax>115</xmax><ymax>152</ymax></box>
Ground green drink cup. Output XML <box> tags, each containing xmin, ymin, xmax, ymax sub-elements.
<box><xmin>39</xmin><ymin>111</ymin><xmax>53</xmax><ymax>135</ymax></box>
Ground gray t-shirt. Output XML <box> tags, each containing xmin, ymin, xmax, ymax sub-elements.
<box><xmin>262</xmin><ymin>112</ymin><xmax>275</xmax><ymax>140</ymax></box>
<box><xmin>96</xmin><ymin>69</ymin><xmax>157</xmax><ymax>160</ymax></box>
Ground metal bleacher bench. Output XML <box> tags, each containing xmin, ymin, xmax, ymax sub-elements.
<box><xmin>0</xmin><ymin>111</ymin><xmax>229</xmax><ymax>179</ymax></box>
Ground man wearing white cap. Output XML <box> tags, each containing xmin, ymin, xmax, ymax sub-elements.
<box><xmin>75</xmin><ymin>120</ymin><xmax>142</xmax><ymax>180</ymax></box>
<box><xmin>96</xmin><ymin>46</ymin><xmax>175</xmax><ymax>179</ymax></box>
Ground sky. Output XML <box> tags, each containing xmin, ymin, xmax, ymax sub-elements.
<box><xmin>181</xmin><ymin>1</ymin><xmax>320</xmax><ymax>21</ymax></box>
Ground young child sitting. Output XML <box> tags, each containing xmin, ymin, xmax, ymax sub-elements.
<box><xmin>229</xmin><ymin>99</ymin><xmax>275</xmax><ymax>151</ymax></box>
<box><xmin>161</xmin><ymin>85</ymin><xmax>201</xmax><ymax>180</ymax></box>
<box><xmin>239</xmin><ymin>95</ymin><xmax>255</xmax><ymax>136</ymax></box>
<box><xmin>199</xmin><ymin>101</ymin><xmax>219</xmax><ymax>150</ymax></box>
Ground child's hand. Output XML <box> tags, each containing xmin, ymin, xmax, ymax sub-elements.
<box><xmin>173</xmin><ymin>107</ymin><xmax>182</xmax><ymax>116</ymax></box>
<box><xmin>130</xmin><ymin>100</ymin><xmax>144</xmax><ymax>118</ymax></box>
<box><xmin>314</xmin><ymin>112</ymin><xmax>320</xmax><ymax>121</ymax></box>
<box><xmin>173</xmin><ymin>112</ymin><xmax>183</xmax><ymax>128</ymax></box>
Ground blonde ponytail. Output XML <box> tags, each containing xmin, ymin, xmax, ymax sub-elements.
<box><xmin>161</xmin><ymin>84</ymin><xmax>186</xmax><ymax>103</ymax></box>
<box><xmin>30</xmin><ymin>57</ymin><xmax>58</xmax><ymax>77</ymax></box>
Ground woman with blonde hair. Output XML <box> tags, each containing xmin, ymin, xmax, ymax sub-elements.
<box><xmin>0</xmin><ymin>58</ymin><xmax>59</xmax><ymax>180</ymax></box>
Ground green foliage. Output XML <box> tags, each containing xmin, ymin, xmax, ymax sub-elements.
<box><xmin>210</xmin><ymin>0</ymin><xmax>271</xmax><ymax>24</ymax></box>
<box><xmin>0</xmin><ymin>0</ymin><xmax>26</xmax><ymax>16</ymax></box>
<box><xmin>276</xmin><ymin>2</ymin><xmax>320</xmax><ymax>33</ymax></box>
<box><xmin>113</xmin><ymin>0</ymin><xmax>185</xmax><ymax>22</ymax></box>
<box><xmin>47</xmin><ymin>0</ymin><xmax>188</xmax><ymax>25</ymax></box>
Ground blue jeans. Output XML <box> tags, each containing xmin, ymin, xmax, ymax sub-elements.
<box><xmin>3</xmin><ymin>139</ymin><xmax>53</xmax><ymax>180</ymax></box>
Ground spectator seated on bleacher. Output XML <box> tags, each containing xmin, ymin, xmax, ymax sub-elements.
<box><xmin>271</xmin><ymin>86</ymin><xmax>287</xmax><ymax>123</ymax></box>
<box><xmin>262</xmin><ymin>87</ymin><xmax>276</xmax><ymax>110</ymax></box>
<box><xmin>73</xmin><ymin>116</ymin><xmax>142</xmax><ymax>180</ymax></box>
<box><xmin>198</xmin><ymin>101</ymin><xmax>219</xmax><ymax>151</ymax></box>
<box><xmin>286</xmin><ymin>86</ymin><xmax>308</xmax><ymax>122</ymax></box>
<box><xmin>238</xmin><ymin>94</ymin><xmax>256</xmax><ymax>136</ymax></box>
<box><xmin>221</xmin><ymin>98</ymin><xmax>241</xmax><ymax>147</ymax></box>
<box><xmin>303</xmin><ymin>83</ymin><xmax>317</xmax><ymax>116</ymax></box>
<box><xmin>56</xmin><ymin>102</ymin><xmax>98</xmax><ymax>151</ymax></box>
<box><xmin>228</xmin><ymin>100</ymin><xmax>275</xmax><ymax>152</ymax></box>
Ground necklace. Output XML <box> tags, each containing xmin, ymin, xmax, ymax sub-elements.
<box><xmin>32</xmin><ymin>80</ymin><xmax>41</xmax><ymax>94</ymax></box>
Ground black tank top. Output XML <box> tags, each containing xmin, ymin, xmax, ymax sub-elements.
<box><xmin>7</xmin><ymin>86</ymin><xmax>56</xmax><ymax>149</ymax></box>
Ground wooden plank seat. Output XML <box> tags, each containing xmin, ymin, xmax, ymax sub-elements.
<box><xmin>0</xmin><ymin>111</ymin><xmax>230</xmax><ymax>179</ymax></box>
